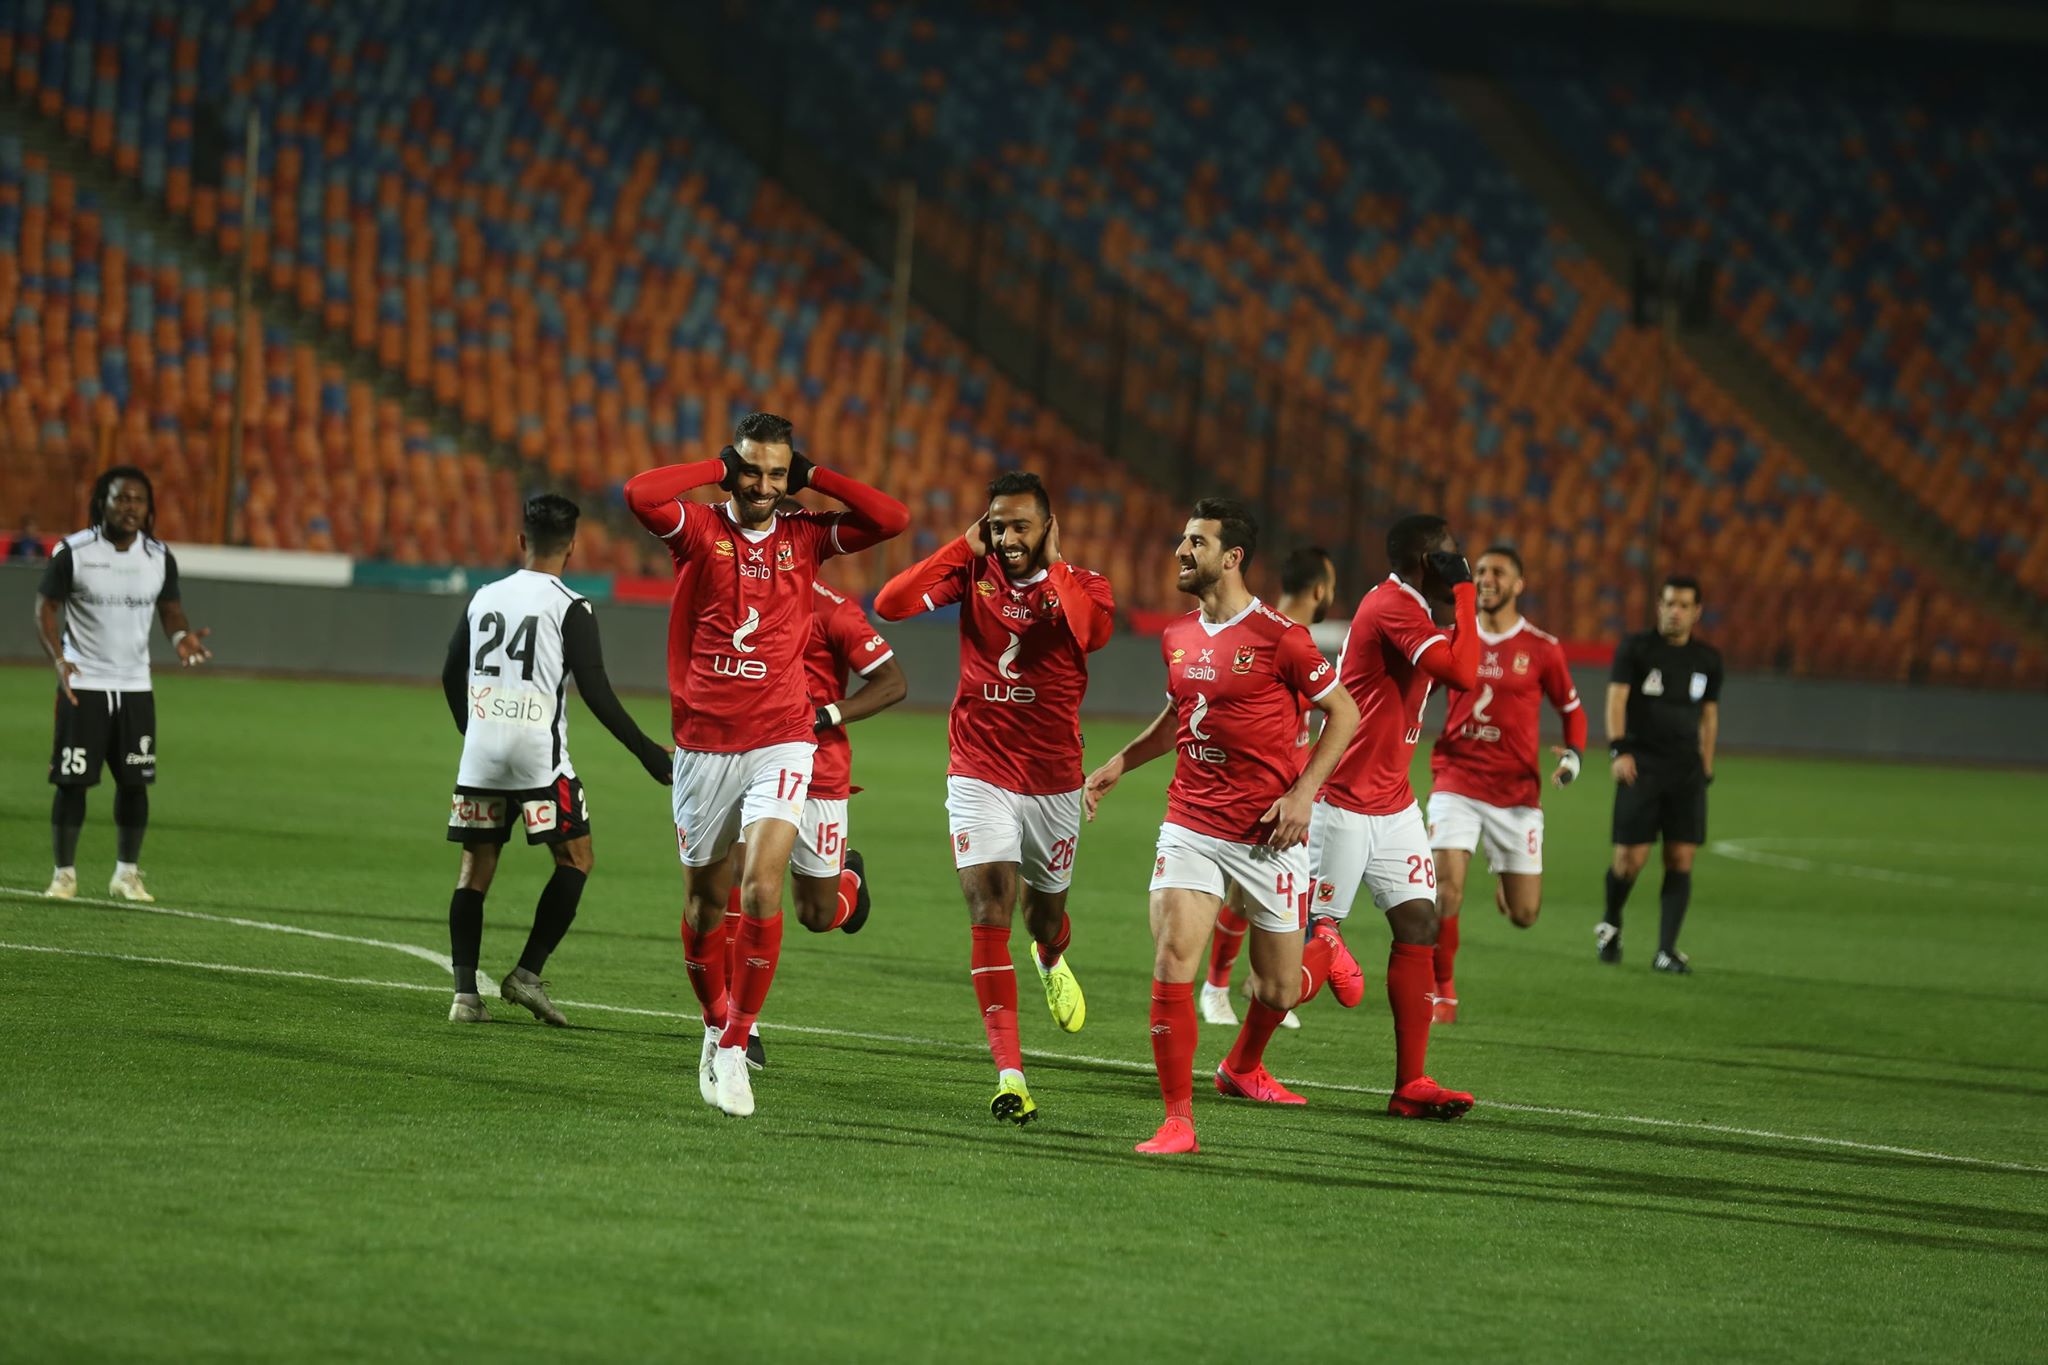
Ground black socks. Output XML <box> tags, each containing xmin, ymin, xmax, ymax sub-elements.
<box><xmin>449</xmin><ymin>888</ymin><xmax>486</xmax><ymax>994</ymax></box>
<box><xmin>1659</xmin><ymin>870</ymin><xmax>1693</xmax><ymax>956</ymax></box>
<box><xmin>113</xmin><ymin>786</ymin><xmax>148</xmax><ymax>863</ymax></box>
<box><xmin>51</xmin><ymin>788</ymin><xmax>85</xmax><ymax>867</ymax></box>
<box><xmin>518</xmin><ymin>867</ymin><xmax>587</xmax><ymax>976</ymax></box>
<box><xmin>1603</xmin><ymin>868</ymin><xmax>1634</xmax><ymax>929</ymax></box>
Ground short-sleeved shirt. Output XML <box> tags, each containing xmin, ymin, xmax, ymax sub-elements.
<box><xmin>1162</xmin><ymin>598</ymin><xmax>1338</xmax><ymax>844</ymax></box>
<box><xmin>805</xmin><ymin>580</ymin><xmax>895</xmax><ymax>801</ymax></box>
<box><xmin>649</xmin><ymin>499</ymin><xmax>847</xmax><ymax>754</ymax></box>
<box><xmin>1321</xmin><ymin>575</ymin><xmax>1448</xmax><ymax>816</ymax></box>
<box><xmin>40</xmin><ymin>529</ymin><xmax>179</xmax><ymax>692</ymax></box>
<box><xmin>1610</xmin><ymin>629</ymin><xmax>1723</xmax><ymax>771</ymax></box>
<box><xmin>1431</xmin><ymin>618</ymin><xmax>1581</xmax><ymax>810</ymax></box>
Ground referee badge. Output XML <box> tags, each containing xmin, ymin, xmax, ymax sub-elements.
<box><xmin>1689</xmin><ymin>671</ymin><xmax>1709</xmax><ymax>701</ymax></box>
<box><xmin>1642</xmin><ymin>667</ymin><xmax>1664</xmax><ymax>697</ymax></box>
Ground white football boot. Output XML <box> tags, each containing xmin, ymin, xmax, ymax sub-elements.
<box><xmin>43</xmin><ymin>868</ymin><xmax>77</xmax><ymax>899</ymax></box>
<box><xmin>448</xmin><ymin>994</ymin><xmax>492</xmax><ymax>1023</ymax></box>
<box><xmin>697</xmin><ymin>1026</ymin><xmax>721</xmax><ymax>1107</ymax></box>
<box><xmin>1198</xmin><ymin>981</ymin><xmax>1239</xmax><ymax>1026</ymax></box>
<box><xmin>107</xmin><ymin>867</ymin><xmax>154</xmax><ymax>902</ymax></box>
<box><xmin>713</xmin><ymin>1045</ymin><xmax>755</xmax><ymax>1117</ymax></box>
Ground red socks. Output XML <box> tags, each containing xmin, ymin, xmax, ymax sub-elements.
<box><xmin>679</xmin><ymin>921</ymin><xmax>729</xmax><ymax>1030</ymax></box>
<box><xmin>1148</xmin><ymin>979</ymin><xmax>1196</xmax><ymax>1120</ymax></box>
<box><xmin>1299</xmin><ymin>930</ymin><xmax>1333</xmax><ymax>1005</ymax></box>
<box><xmin>1434</xmin><ymin>913</ymin><xmax>1460</xmax><ymax>998</ymax></box>
<box><xmin>1033</xmin><ymin>911</ymin><xmax>1073</xmax><ymax>971</ymax></box>
<box><xmin>1207</xmin><ymin>904</ymin><xmax>1249</xmax><ymax>988</ymax></box>
<box><xmin>970</xmin><ymin>925</ymin><xmax>1023</xmax><ymax>1072</ymax></box>
<box><xmin>1388</xmin><ymin>941</ymin><xmax>1435</xmax><ymax>1086</ymax></box>
<box><xmin>719</xmin><ymin>912</ymin><xmax>784</xmax><ymax>1049</ymax></box>
<box><xmin>827</xmin><ymin>868</ymin><xmax>861</xmax><ymax>931</ymax></box>
<box><xmin>722</xmin><ymin>886</ymin><xmax>743</xmax><ymax>982</ymax></box>
<box><xmin>1224</xmin><ymin>934</ymin><xmax>1332</xmax><ymax>1074</ymax></box>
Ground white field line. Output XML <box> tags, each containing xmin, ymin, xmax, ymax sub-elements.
<box><xmin>1710</xmin><ymin>838</ymin><xmax>2048</xmax><ymax>897</ymax></box>
<box><xmin>2</xmin><ymin>908</ymin><xmax>2043</xmax><ymax>1177</ymax></box>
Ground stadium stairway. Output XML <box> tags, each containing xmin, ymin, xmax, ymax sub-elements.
<box><xmin>1435</xmin><ymin>71</ymin><xmax>2048</xmax><ymax>656</ymax></box>
<box><xmin>0</xmin><ymin>85</ymin><xmax>645</xmax><ymax>559</ymax></box>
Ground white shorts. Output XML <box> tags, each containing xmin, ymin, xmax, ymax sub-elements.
<box><xmin>1149</xmin><ymin>822</ymin><xmax>1310</xmax><ymax>934</ymax></box>
<box><xmin>943</xmin><ymin>776</ymin><xmax>1083</xmax><ymax>893</ymax></box>
<box><xmin>1307</xmin><ymin>800</ymin><xmax>1436</xmax><ymax>920</ymax></box>
<box><xmin>789</xmin><ymin>797</ymin><xmax>850</xmax><ymax>880</ymax></box>
<box><xmin>672</xmin><ymin>742</ymin><xmax>815</xmax><ymax>869</ymax></box>
<box><xmin>1426</xmin><ymin>790</ymin><xmax>1543</xmax><ymax>875</ymax></box>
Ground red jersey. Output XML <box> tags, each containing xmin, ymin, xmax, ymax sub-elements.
<box><xmin>1431</xmin><ymin>618</ymin><xmax>1584</xmax><ymax>810</ymax></box>
<box><xmin>876</xmin><ymin>538</ymin><xmax>1115</xmax><ymax>795</ymax></box>
<box><xmin>1322</xmin><ymin>576</ymin><xmax>1458</xmax><ymax>816</ymax></box>
<box><xmin>1162</xmin><ymin>599</ymin><xmax>1337</xmax><ymax>844</ymax></box>
<box><xmin>805</xmin><ymin>579</ymin><xmax>895</xmax><ymax>801</ymax></box>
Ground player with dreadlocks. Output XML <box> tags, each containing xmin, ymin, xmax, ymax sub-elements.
<box><xmin>35</xmin><ymin>466</ymin><xmax>214</xmax><ymax>902</ymax></box>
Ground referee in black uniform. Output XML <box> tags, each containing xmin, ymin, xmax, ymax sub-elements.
<box><xmin>1597</xmin><ymin>575</ymin><xmax>1722</xmax><ymax>973</ymax></box>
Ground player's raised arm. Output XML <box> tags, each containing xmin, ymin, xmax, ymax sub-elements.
<box><xmin>34</xmin><ymin>542</ymin><xmax>77</xmax><ymax>703</ymax></box>
<box><xmin>1414</xmin><ymin>554</ymin><xmax>1479</xmax><ymax>689</ymax></box>
<box><xmin>623</xmin><ymin>454</ymin><xmax>731</xmax><ymax>541</ymax></box>
<box><xmin>1082</xmin><ymin>701</ymin><xmax>1177</xmax><ymax>821</ymax></box>
<box><xmin>1041</xmin><ymin>518</ymin><xmax>1116</xmax><ymax>652</ymax></box>
<box><xmin>441</xmin><ymin>612</ymin><xmax>471</xmax><ymax>734</ymax></box>
<box><xmin>875</xmin><ymin>526</ymin><xmax>981</xmax><ymax>619</ymax></box>
<box><xmin>561</xmin><ymin>600</ymin><xmax>672</xmax><ymax>783</ymax></box>
<box><xmin>805</xmin><ymin>459</ymin><xmax>910</xmax><ymax>555</ymax></box>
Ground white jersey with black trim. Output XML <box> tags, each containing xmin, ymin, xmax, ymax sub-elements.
<box><xmin>43</xmin><ymin>528</ymin><xmax>178</xmax><ymax>692</ymax></box>
<box><xmin>456</xmin><ymin>569</ymin><xmax>585</xmax><ymax>790</ymax></box>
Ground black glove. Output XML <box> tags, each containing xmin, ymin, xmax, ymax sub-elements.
<box><xmin>813</xmin><ymin>703</ymin><xmax>841</xmax><ymax>732</ymax></box>
<box><xmin>787</xmin><ymin>449</ymin><xmax>816</xmax><ymax>493</ymax></box>
<box><xmin>717</xmin><ymin>444</ymin><xmax>743</xmax><ymax>493</ymax></box>
<box><xmin>639</xmin><ymin>741</ymin><xmax>671</xmax><ymax>784</ymax></box>
<box><xmin>1425</xmin><ymin>550</ymin><xmax>1472</xmax><ymax>587</ymax></box>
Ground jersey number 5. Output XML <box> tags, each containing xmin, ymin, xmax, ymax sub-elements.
<box><xmin>474</xmin><ymin>613</ymin><xmax>539</xmax><ymax>681</ymax></box>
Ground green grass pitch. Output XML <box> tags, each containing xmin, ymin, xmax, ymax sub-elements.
<box><xmin>2</xmin><ymin>665</ymin><xmax>2043</xmax><ymax>1361</ymax></box>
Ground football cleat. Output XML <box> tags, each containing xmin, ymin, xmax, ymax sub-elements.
<box><xmin>1653</xmin><ymin>949</ymin><xmax>1692</xmax><ymax>975</ymax></box>
<box><xmin>107</xmin><ymin>868</ymin><xmax>154</xmax><ymax>902</ymax></box>
<box><xmin>448</xmin><ymin>994</ymin><xmax>492</xmax><ymax>1024</ymax></box>
<box><xmin>1311</xmin><ymin>917</ymin><xmax>1364</xmax><ymax>1007</ymax></box>
<box><xmin>1430</xmin><ymin>993</ymin><xmax>1459</xmax><ymax>1025</ymax></box>
<box><xmin>840</xmin><ymin>848</ymin><xmax>872</xmax><ymax>934</ymax></box>
<box><xmin>990</xmin><ymin>1072</ymin><xmax>1038</xmax><ymax>1127</ymax></box>
<box><xmin>1134</xmin><ymin>1116</ymin><xmax>1200</xmax><ymax>1155</ymax></box>
<box><xmin>1214</xmin><ymin>1061</ymin><xmax>1306</xmax><ymax>1105</ymax></box>
<box><xmin>1387</xmin><ymin>1075</ymin><xmax>1475</xmax><ymax>1120</ymax></box>
<box><xmin>697</xmin><ymin>1026</ymin><xmax>721</xmax><ymax>1106</ymax></box>
<box><xmin>43</xmin><ymin>868</ymin><xmax>76</xmax><ymax>899</ymax></box>
<box><xmin>1278</xmin><ymin>1008</ymin><xmax>1302</xmax><ymax>1030</ymax></box>
<box><xmin>498</xmin><ymin>970</ymin><xmax>569</xmax><ymax>1027</ymax></box>
<box><xmin>1034</xmin><ymin>949</ymin><xmax>1086</xmax><ymax>1033</ymax></box>
<box><xmin>712</xmin><ymin>1045</ymin><xmax>755</xmax><ymax>1117</ymax></box>
<box><xmin>745</xmin><ymin>1025</ymin><xmax>766</xmax><ymax>1071</ymax></box>
<box><xmin>1198</xmin><ymin>981</ymin><xmax>1239</xmax><ymax>1027</ymax></box>
<box><xmin>1595</xmin><ymin>922</ymin><xmax>1621</xmax><ymax>964</ymax></box>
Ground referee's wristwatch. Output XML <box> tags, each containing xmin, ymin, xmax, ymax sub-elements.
<box><xmin>1608</xmin><ymin>737</ymin><xmax>1634</xmax><ymax>761</ymax></box>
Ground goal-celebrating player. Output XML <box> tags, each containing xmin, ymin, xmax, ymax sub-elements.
<box><xmin>36</xmin><ymin>467</ymin><xmax>212</xmax><ymax>902</ymax></box>
<box><xmin>1297</xmin><ymin>514</ymin><xmax>1479</xmax><ymax>1119</ymax></box>
<box><xmin>1424</xmin><ymin>545</ymin><xmax>1586</xmax><ymax>1021</ymax></box>
<box><xmin>626</xmin><ymin>413</ymin><xmax>908</xmax><ymax>1118</ymax></box>
<box><xmin>876</xmin><ymin>471</ymin><xmax>1114</xmax><ymax>1126</ymax></box>
<box><xmin>441</xmin><ymin>494</ymin><xmax>672</xmax><ymax>1025</ymax></box>
<box><xmin>1084</xmin><ymin>499</ymin><xmax>1358</xmax><ymax>1155</ymax></box>
<box><xmin>714</xmin><ymin>575</ymin><xmax>907</xmax><ymax>1069</ymax></box>
<box><xmin>1200</xmin><ymin>545</ymin><xmax>1338</xmax><ymax>1030</ymax></box>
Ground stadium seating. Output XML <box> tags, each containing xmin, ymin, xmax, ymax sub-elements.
<box><xmin>0</xmin><ymin>0</ymin><xmax>1189</xmax><ymax>608</ymax></box>
<box><xmin>1504</xmin><ymin>29</ymin><xmax>2048</xmax><ymax>597</ymax></box>
<box><xmin>733</xmin><ymin>0</ymin><xmax>2042</xmax><ymax>684</ymax></box>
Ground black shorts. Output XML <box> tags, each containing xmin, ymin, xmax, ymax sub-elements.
<box><xmin>1612</xmin><ymin>764</ymin><xmax>1707</xmax><ymax>846</ymax></box>
<box><xmin>50</xmin><ymin>688</ymin><xmax>157</xmax><ymax>788</ymax></box>
<box><xmin>447</xmin><ymin>775</ymin><xmax>590</xmax><ymax>847</ymax></box>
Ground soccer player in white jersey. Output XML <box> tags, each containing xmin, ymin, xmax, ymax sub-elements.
<box><xmin>35</xmin><ymin>467</ymin><xmax>212</xmax><ymax>902</ymax></box>
<box><xmin>440</xmin><ymin>495</ymin><xmax>673</xmax><ymax>1025</ymax></box>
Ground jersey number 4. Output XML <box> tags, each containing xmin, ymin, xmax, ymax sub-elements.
<box><xmin>474</xmin><ymin>613</ymin><xmax>539</xmax><ymax>681</ymax></box>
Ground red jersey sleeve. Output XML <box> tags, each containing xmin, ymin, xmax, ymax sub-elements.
<box><xmin>1047</xmin><ymin>562</ymin><xmax>1115</xmax><ymax>652</ymax></box>
<box><xmin>624</xmin><ymin>459</ymin><xmax>727</xmax><ymax>547</ymax></box>
<box><xmin>1543</xmin><ymin>641</ymin><xmax>1588</xmax><ymax>751</ymax></box>
<box><xmin>1277</xmin><ymin>624</ymin><xmax>1340</xmax><ymax>702</ymax></box>
<box><xmin>827</xmin><ymin>596</ymin><xmax>894</xmax><ymax>687</ymax></box>
<box><xmin>807</xmin><ymin>466</ymin><xmax>911</xmax><ymax>557</ymax></box>
<box><xmin>1415</xmin><ymin>583</ymin><xmax>1480</xmax><ymax>689</ymax></box>
<box><xmin>875</xmin><ymin>537</ymin><xmax>977</xmax><ymax>618</ymax></box>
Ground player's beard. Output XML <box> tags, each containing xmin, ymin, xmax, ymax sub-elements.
<box><xmin>1176</xmin><ymin>560</ymin><xmax>1217</xmax><ymax>596</ymax></box>
<box><xmin>996</xmin><ymin>535</ymin><xmax>1039</xmax><ymax>580</ymax></box>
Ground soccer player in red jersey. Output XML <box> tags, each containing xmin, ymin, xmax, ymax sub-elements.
<box><xmin>716</xmin><ymin>576</ymin><xmax>907</xmax><ymax>1069</ymax></box>
<box><xmin>1424</xmin><ymin>546</ymin><xmax>1587</xmax><ymax>1023</ymax></box>
<box><xmin>625</xmin><ymin>412</ymin><xmax>909</xmax><ymax>1118</ymax></box>
<box><xmin>1200</xmin><ymin>546</ymin><xmax>1339</xmax><ymax>1031</ymax></box>
<box><xmin>1304</xmin><ymin>513</ymin><xmax>1480</xmax><ymax>1120</ymax></box>
<box><xmin>1084</xmin><ymin>500</ymin><xmax>1359</xmax><ymax>1155</ymax></box>
<box><xmin>876</xmin><ymin>471</ymin><xmax>1114</xmax><ymax>1126</ymax></box>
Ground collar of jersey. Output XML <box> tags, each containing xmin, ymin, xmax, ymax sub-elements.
<box><xmin>722</xmin><ymin>500</ymin><xmax>778</xmax><ymax>542</ymax></box>
<box><xmin>1478</xmin><ymin>618</ymin><xmax>1528</xmax><ymax>646</ymax></box>
<box><xmin>1196</xmin><ymin>596</ymin><xmax>1261</xmax><ymax>637</ymax></box>
<box><xmin>1003</xmin><ymin>567</ymin><xmax>1049</xmax><ymax>590</ymax></box>
<box><xmin>1383</xmin><ymin>574</ymin><xmax>1430</xmax><ymax>613</ymax></box>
